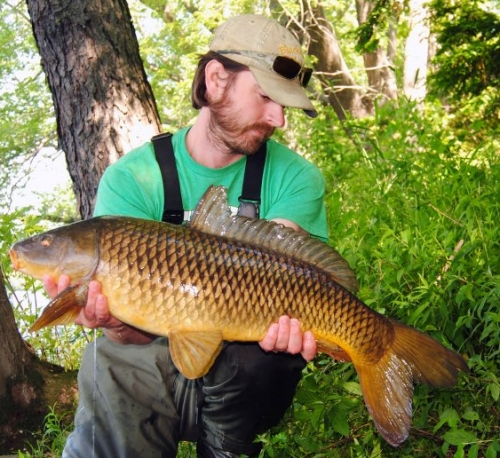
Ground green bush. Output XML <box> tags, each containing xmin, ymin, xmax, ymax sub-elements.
<box><xmin>16</xmin><ymin>406</ymin><xmax>72</xmax><ymax>458</ymax></box>
<box><xmin>259</xmin><ymin>99</ymin><xmax>499</xmax><ymax>457</ymax></box>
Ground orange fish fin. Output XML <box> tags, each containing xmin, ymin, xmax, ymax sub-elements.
<box><xmin>355</xmin><ymin>320</ymin><xmax>468</xmax><ymax>447</ymax></box>
<box><xmin>29</xmin><ymin>284</ymin><xmax>89</xmax><ymax>332</ymax></box>
<box><xmin>169</xmin><ymin>330</ymin><xmax>224</xmax><ymax>379</ymax></box>
<box><xmin>389</xmin><ymin>320</ymin><xmax>469</xmax><ymax>386</ymax></box>
<box><xmin>317</xmin><ymin>341</ymin><xmax>352</xmax><ymax>362</ymax></box>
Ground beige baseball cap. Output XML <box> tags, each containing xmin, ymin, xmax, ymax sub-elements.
<box><xmin>209</xmin><ymin>14</ymin><xmax>317</xmax><ymax>118</ymax></box>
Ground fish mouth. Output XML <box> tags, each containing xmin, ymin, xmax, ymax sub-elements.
<box><xmin>9</xmin><ymin>249</ymin><xmax>21</xmax><ymax>271</ymax></box>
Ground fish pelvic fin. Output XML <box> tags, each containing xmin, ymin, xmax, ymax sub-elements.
<box><xmin>355</xmin><ymin>320</ymin><xmax>468</xmax><ymax>447</ymax></box>
<box><xmin>29</xmin><ymin>284</ymin><xmax>89</xmax><ymax>332</ymax></box>
<box><xmin>169</xmin><ymin>330</ymin><xmax>224</xmax><ymax>379</ymax></box>
<box><xmin>316</xmin><ymin>341</ymin><xmax>352</xmax><ymax>362</ymax></box>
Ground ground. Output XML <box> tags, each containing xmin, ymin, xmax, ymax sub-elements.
<box><xmin>0</xmin><ymin>360</ymin><xmax>78</xmax><ymax>455</ymax></box>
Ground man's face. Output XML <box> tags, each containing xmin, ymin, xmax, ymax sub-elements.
<box><xmin>208</xmin><ymin>70</ymin><xmax>285</xmax><ymax>156</ymax></box>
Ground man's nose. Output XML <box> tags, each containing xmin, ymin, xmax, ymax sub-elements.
<box><xmin>266</xmin><ymin>101</ymin><xmax>286</xmax><ymax>128</ymax></box>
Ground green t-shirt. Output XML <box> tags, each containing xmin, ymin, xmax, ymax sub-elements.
<box><xmin>94</xmin><ymin>127</ymin><xmax>328</xmax><ymax>241</ymax></box>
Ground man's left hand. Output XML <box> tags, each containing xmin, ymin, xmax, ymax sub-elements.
<box><xmin>259</xmin><ymin>315</ymin><xmax>317</xmax><ymax>361</ymax></box>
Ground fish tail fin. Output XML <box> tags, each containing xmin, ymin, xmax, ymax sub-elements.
<box><xmin>355</xmin><ymin>320</ymin><xmax>468</xmax><ymax>447</ymax></box>
<box><xmin>29</xmin><ymin>284</ymin><xmax>89</xmax><ymax>332</ymax></box>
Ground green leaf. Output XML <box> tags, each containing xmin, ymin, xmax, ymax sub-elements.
<box><xmin>326</xmin><ymin>403</ymin><xmax>351</xmax><ymax>437</ymax></box>
<box><xmin>294</xmin><ymin>434</ymin><xmax>319</xmax><ymax>452</ymax></box>
<box><xmin>486</xmin><ymin>441</ymin><xmax>500</xmax><ymax>458</ymax></box>
<box><xmin>342</xmin><ymin>381</ymin><xmax>362</xmax><ymax>396</ymax></box>
<box><xmin>294</xmin><ymin>387</ymin><xmax>321</xmax><ymax>405</ymax></box>
<box><xmin>467</xmin><ymin>443</ymin><xmax>478</xmax><ymax>458</ymax></box>
<box><xmin>443</xmin><ymin>429</ymin><xmax>477</xmax><ymax>446</ymax></box>
<box><xmin>434</xmin><ymin>408</ymin><xmax>460</xmax><ymax>432</ymax></box>
<box><xmin>489</xmin><ymin>381</ymin><xmax>500</xmax><ymax>401</ymax></box>
<box><xmin>461</xmin><ymin>410</ymin><xmax>479</xmax><ymax>422</ymax></box>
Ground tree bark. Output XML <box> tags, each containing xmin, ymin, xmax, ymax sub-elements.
<box><xmin>26</xmin><ymin>0</ymin><xmax>162</xmax><ymax>219</ymax></box>
<box><xmin>1</xmin><ymin>0</ymin><xmax>163</xmax><ymax>451</ymax></box>
<box><xmin>1</xmin><ymin>270</ymin><xmax>76</xmax><ymax>454</ymax></box>
<box><xmin>355</xmin><ymin>0</ymin><xmax>398</xmax><ymax>105</ymax></box>
<box><xmin>0</xmin><ymin>270</ymin><xmax>32</xmax><ymax>401</ymax></box>
<box><xmin>303</xmin><ymin>3</ymin><xmax>371</xmax><ymax>120</ymax></box>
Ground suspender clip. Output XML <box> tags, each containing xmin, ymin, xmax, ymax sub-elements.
<box><xmin>237</xmin><ymin>198</ymin><xmax>260</xmax><ymax>219</ymax></box>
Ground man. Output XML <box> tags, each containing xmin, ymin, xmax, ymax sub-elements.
<box><xmin>45</xmin><ymin>14</ymin><xmax>328</xmax><ymax>458</ymax></box>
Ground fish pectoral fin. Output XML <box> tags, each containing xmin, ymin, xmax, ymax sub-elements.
<box><xmin>29</xmin><ymin>284</ymin><xmax>89</xmax><ymax>332</ymax></box>
<box><xmin>169</xmin><ymin>330</ymin><xmax>224</xmax><ymax>380</ymax></box>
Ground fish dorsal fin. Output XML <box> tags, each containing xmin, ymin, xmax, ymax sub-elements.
<box><xmin>190</xmin><ymin>186</ymin><xmax>359</xmax><ymax>293</ymax></box>
<box><xmin>168</xmin><ymin>330</ymin><xmax>224</xmax><ymax>379</ymax></box>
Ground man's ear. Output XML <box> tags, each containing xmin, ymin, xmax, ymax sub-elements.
<box><xmin>205</xmin><ymin>60</ymin><xmax>229</xmax><ymax>102</ymax></box>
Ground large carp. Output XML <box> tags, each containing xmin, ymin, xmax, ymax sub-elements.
<box><xmin>9</xmin><ymin>185</ymin><xmax>467</xmax><ymax>447</ymax></box>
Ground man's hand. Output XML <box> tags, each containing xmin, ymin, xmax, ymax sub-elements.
<box><xmin>259</xmin><ymin>315</ymin><xmax>317</xmax><ymax>361</ymax></box>
<box><xmin>253</xmin><ymin>220</ymin><xmax>317</xmax><ymax>360</ymax></box>
<box><xmin>42</xmin><ymin>274</ymin><xmax>154</xmax><ymax>345</ymax></box>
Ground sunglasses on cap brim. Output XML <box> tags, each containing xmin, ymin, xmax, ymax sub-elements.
<box><xmin>217</xmin><ymin>50</ymin><xmax>313</xmax><ymax>88</ymax></box>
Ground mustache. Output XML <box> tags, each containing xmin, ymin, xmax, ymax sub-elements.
<box><xmin>245</xmin><ymin>123</ymin><xmax>275</xmax><ymax>139</ymax></box>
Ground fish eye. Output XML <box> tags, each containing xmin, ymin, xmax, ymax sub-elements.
<box><xmin>40</xmin><ymin>235</ymin><xmax>52</xmax><ymax>247</ymax></box>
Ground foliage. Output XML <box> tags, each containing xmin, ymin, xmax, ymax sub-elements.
<box><xmin>1</xmin><ymin>0</ymin><xmax>499</xmax><ymax>456</ymax></box>
<box><xmin>429</xmin><ymin>0</ymin><xmax>500</xmax><ymax>100</ymax></box>
<box><xmin>256</xmin><ymin>99</ymin><xmax>500</xmax><ymax>457</ymax></box>
<box><xmin>355</xmin><ymin>0</ymin><xmax>394</xmax><ymax>53</ymax></box>
<box><xmin>0</xmin><ymin>0</ymin><xmax>57</xmax><ymax>203</ymax></box>
<box><xmin>427</xmin><ymin>0</ymin><xmax>500</xmax><ymax>135</ymax></box>
<box><xmin>16</xmin><ymin>405</ymin><xmax>73</xmax><ymax>458</ymax></box>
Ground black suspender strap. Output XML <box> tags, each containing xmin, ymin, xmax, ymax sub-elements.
<box><xmin>152</xmin><ymin>133</ymin><xmax>267</xmax><ymax>224</ymax></box>
<box><xmin>237</xmin><ymin>142</ymin><xmax>267</xmax><ymax>218</ymax></box>
<box><xmin>151</xmin><ymin>132</ymin><xmax>184</xmax><ymax>225</ymax></box>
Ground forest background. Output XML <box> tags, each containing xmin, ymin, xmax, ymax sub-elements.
<box><xmin>0</xmin><ymin>0</ymin><xmax>499</xmax><ymax>457</ymax></box>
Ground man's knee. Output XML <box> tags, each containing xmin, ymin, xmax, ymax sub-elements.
<box><xmin>200</xmin><ymin>342</ymin><xmax>306</xmax><ymax>454</ymax></box>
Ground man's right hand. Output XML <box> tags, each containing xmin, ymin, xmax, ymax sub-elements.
<box><xmin>42</xmin><ymin>274</ymin><xmax>155</xmax><ymax>345</ymax></box>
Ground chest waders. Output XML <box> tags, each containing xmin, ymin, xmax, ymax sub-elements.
<box><xmin>152</xmin><ymin>132</ymin><xmax>266</xmax><ymax>223</ymax></box>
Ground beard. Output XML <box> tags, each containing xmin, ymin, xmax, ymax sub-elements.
<box><xmin>208</xmin><ymin>95</ymin><xmax>275</xmax><ymax>156</ymax></box>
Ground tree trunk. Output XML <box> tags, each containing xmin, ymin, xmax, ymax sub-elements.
<box><xmin>0</xmin><ymin>270</ymin><xmax>32</xmax><ymax>401</ymax></box>
<box><xmin>304</xmin><ymin>3</ymin><xmax>371</xmax><ymax>120</ymax></box>
<box><xmin>26</xmin><ymin>0</ymin><xmax>162</xmax><ymax>219</ymax></box>
<box><xmin>1</xmin><ymin>0</ymin><xmax>163</xmax><ymax>451</ymax></box>
<box><xmin>355</xmin><ymin>0</ymin><xmax>398</xmax><ymax>105</ymax></box>
<box><xmin>0</xmin><ymin>270</ymin><xmax>35</xmax><ymax>451</ymax></box>
<box><xmin>404</xmin><ymin>0</ymin><xmax>431</xmax><ymax>101</ymax></box>
<box><xmin>1</xmin><ymin>270</ymin><xmax>77</xmax><ymax>454</ymax></box>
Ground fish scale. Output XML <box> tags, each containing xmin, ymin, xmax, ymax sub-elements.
<box><xmin>9</xmin><ymin>185</ymin><xmax>468</xmax><ymax>448</ymax></box>
<box><xmin>94</xmin><ymin>217</ymin><xmax>339</xmax><ymax>343</ymax></box>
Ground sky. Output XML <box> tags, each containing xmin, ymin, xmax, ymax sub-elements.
<box><xmin>10</xmin><ymin>147</ymin><xmax>71</xmax><ymax>210</ymax></box>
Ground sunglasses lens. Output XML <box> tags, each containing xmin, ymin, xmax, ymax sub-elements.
<box><xmin>301</xmin><ymin>68</ymin><xmax>313</xmax><ymax>88</ymax></box>
<box><xmin>273</xmin><ymin>56</ymin><xmax>302</xmax><ymax>79</ymax></box>
<box><xmin>272</xmin><ymin>56</ymin><xmax>313</xmax><ymax>87</ymax></box>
